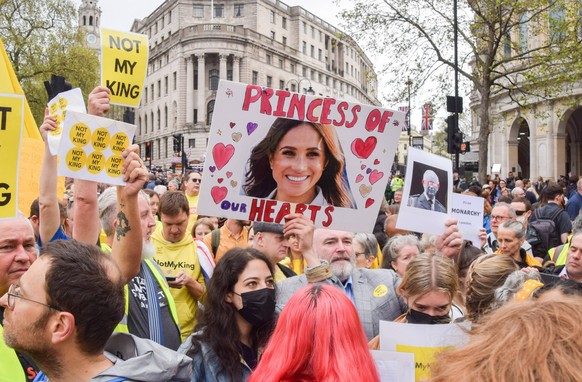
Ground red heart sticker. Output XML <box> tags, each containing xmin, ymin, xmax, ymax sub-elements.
<box><xmin>229</xmin><ymin>122</ymin><xmax>235</xmax><ymax>128</ymax></box>
<box><xmin>369</xmin><ymin>169</ymin><xmax>384</xmax><ymax>185</ymax></box>
<box><xmin>351</xmin><ymin>137</ymin><xmax>377</xmax><ymax>159</ymax></box>
<box><xmin>365</xmin><ymin>198</ymin><xmax>375</xmax><ymax>208</ymax></box>
<box><xmin>374</xmin><ymin>159</ymin><xmax>380</xmax><ymax>165</ymax></box>
<box><xmin>211</xmin><ymin>186</ymin><xmax>228</xmax><ymax>204</ymax></box>
<box><xmin>217</xmin><ymin>178</ymin><xmax>224</xmax><ymax>184</ymax></box>
<box><xmin>212</xmin><ymin>143</ymin><xmax>235</xmax><ymax>170</ymax></box>
<box><xmin>355</xmin><ymin>174</ymin><xmax>364</xmax><ymax>183</ymax></box>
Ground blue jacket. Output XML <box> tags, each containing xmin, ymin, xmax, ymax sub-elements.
<box><xmin>179</xmin><ymin>336</ymin><xmax>251</xmax><ymax>382</ymax></box>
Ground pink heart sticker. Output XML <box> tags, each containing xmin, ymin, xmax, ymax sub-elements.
<box><xmin>351</xmin><ymin>137</ymin><xmax>377</xmax><ymax>159</ymax></box>
<box><xmin>365</xmin><ymin>198</ymin><xmax>375</xmax><ymax>208</ymax></box>
<box><xmin>369</xmin><ymin>169</ymin><xmax>384</xmax><ymax>185</ymax></box>
<box><xmin>361</xmin><ymin>164</ymin><xmax>366</xmax><ymax>170</ymax></box>
<box><xmin>355</xmin><ymin>174</ymin><xmax>364</xmax><ymax>183</ymax></box>
<box><xmin>226</xmin><ymin>171</ymin><xmax>233</xmax><ymax>178</ymax></box>
<box><xmin>212</xmin><ymin>143</ymin><xmax>235</xmax><ymax>170</ymax></box>
<box><xmin>211</xmin><ymin>186</ymin><xmax>228</xmax><ymax>204</ymax></box>
<box><xmin>374</xmin><ymin>159</ymin><xmax>380</xmax><ymax>165</ymax></box>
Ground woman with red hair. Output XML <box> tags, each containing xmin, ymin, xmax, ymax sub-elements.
<box><xmin>248</xmin><ymin>284</ymin><xmax>379</xmax><ymax>382</ymax></box>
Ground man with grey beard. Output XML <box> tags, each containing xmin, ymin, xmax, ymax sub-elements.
<box><xmin>275</xmin><ymin>214</ymin><xmax>405</xmax><ymax>340</ymax></box>
<box><xmin>276</xmin><ymin>214</ymin><xmax>464</xmax><ymax>340</ymax></box>
<box><xmin>98</xmin><ymin>189</ymin><xmax>182</xmax><ymax>350</ymax></box>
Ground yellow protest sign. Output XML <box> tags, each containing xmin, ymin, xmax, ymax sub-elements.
<box><xmin>396</xmin><ymin>344</ymin><xmax>453</xmax><ymax>381</ymax></box>
<box><xmin>100</xmin><ymin>28</ymin><xmax>149</xmax><ymax>107</ymax></box>
<box><xmin>0</xmin><ymin>94</ymin><xmax>24</xmax><ymax>219</ymax></box>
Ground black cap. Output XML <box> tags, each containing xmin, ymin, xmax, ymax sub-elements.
<box><xmin>252</xmin><ymin>222</ymin><xmax>284</xmax><ymax>235</ymax></box>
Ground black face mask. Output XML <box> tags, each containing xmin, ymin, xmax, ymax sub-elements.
<box><xmin>234</xmin><ymin>287</ymin><xmax>276</xmax><ymax>326</ymax></box>
<box><xmin>407</xmin><ymin>308</ymin><xmax>450</xmax><ymax>325</ymax></box>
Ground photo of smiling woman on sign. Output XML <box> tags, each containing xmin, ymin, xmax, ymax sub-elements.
<box><xmin>243</xmin><ymin>117</ymin><xmax>355</xmax><ymax>208</ymax></box>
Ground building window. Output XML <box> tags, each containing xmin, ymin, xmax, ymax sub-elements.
<box><xmin>227</xmin><ymin>69</ymin><xmax>233</xmax><ymax>81</ymax></box>
<box><xmin>282</xmin><ymin>36</ymin><xmax>287</xmax><ymax>45</ymax></box>
<box><xmin>282</xmin><ymin>17</ymin><xmax>287</xmax><ymax>29</ymax></box>
<box><xmin>279</xmin><ymin>80</ymin><xmax>284</xmax><ymax>89</ymax></box>
<box><xmin>270</xmin><ymin>10</ymin><xmax>275</xmax><ymax>23</ymax></box>
<box><xmin>173</xmin><ymin>72</ymin><xmax>177</xmax><ymax>90</ymax></box>
<box><xmin>311</xmin><ymin>45</ymin><xmax>315</xmax><ymax>57</ymax></box>
<box><xmin>193</xmin><ymin>5</ymin><xmax>204</xmax><ymax>17</ymax></box>
<box><xmin>164</xmin><ymin>105</ymin><xmax>168</xmax><ymax>127</ymax></box>
<box><xmin>266</xmin><ymin>54</ymin><xmax>271</xmax><ymax>65</ymax></box>
<box><xmin>302</xmin><ymin>66</ymin><xmax>307</xmax><ymax>77</ymax></box>
<box><xmin>150</xmin><ymin>84</ymin><xmax>154</xmax><ymax>101</ymax></box>
<box><xmin>270</xmin><ymin>31</ymin><xmax>275</xmax><ymax>40</ymax></box>
<box><xmin>207</xmin><ymin>100</ymin><xmax>215</xmax><ymax>124</ymax></box>
<box><xmin>157</xmin><ymin>80</ymin><xmax>161</xmax><ymax>97</ymax></box>
<box><xmin>311</xmin><ymin>69</ymin><xmax>315</xmax><ymax>80</ymax></box>
<box><xmin>503</xmin><ymin>33</ymin><xmax>511</xmax><ymax>57</ymax></box>
<box><xmin>234</xmin><ymin>3</ymin><xmax>244</xmax><ymax>17</ymax></box>
<box><xmin>267</xmin><ymin>76</ymin><xmax>272</xmax><ymax>88</ymax></box>
<box><xmin>214</xmin><ymin>4</ymin><xmax>224</xmax><ymax>18</ymax></box>
<box><xmin>303</xmin><ymin>22</ymin><xmax>307</xmax><ymax>34</ymax></box>
<box><xmin>209</xmin><ymin>69</ymin><xmax>219</xmax><ymax>90</ymax></box>
<box><xmin>144</xmin><ymin>115</ymin><xmax>147</xmax><ymax>133</ymax></box>
<box><xmin>164</xmin><ymin>76</ymin><xmax>168</xmax><ymax>94</ymax></box>
<box><xmin>311</xmin><ymin>26</ymin><xmax>315</xmax><ymax>38</ymax></box>
<box><xmin>157</xmin><ymin>110</ymin><xmax>160</xmax><ymax>130</ymax></box>
<box><xmin>168</xmin><ymin>10</ymin><xmax>171</xmax><ymax>23</ymax></box>
<box><xmin>290</xmin><ymin>63</ymin><xmax>295</xmax><ymax>74</ymax></box>
<box><xmin>144</xmin><ymin>88</ymin><xmax>148</xmax><ymax>104</ymax></box>
<box><xmin>549</xmin><ymin>4</ymin><xmax>565</xmax><ymax>42</ymax></box>
<box><xmin>189</xmin><ymin>139</ymin><xmax>196</xmax><ymax>148</ymax></box>
<box><xmin>318</xmin><ymin>49</ymin><xmax>322</xmax><ymax>61</ymax></box>
<box><xmin>279</xmin><ymin>58</ymin><xmax>283</xmax><ymax>68</ymax></box>
<box><xmin>194</xmin><ymin>70</ymin><xmax>198</xmax><ymax>90</ymax></box>
<box><xmin>194</xmin><ymin>109</ymin><xmax>198</xmax><ymax>123</ymax></box>
<box><xmin>252</xmin><ymin>70</ymin><xmax>258</xmax><ymax>85</ymax></box>
<box><xmin>302</xmin><ymin>41</ymin><xmax>307</xmax><ymax>54</ymax></box>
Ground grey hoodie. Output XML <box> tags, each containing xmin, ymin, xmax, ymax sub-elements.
<box><xmin>92</xmin><ymin>332</ymin><xmax>192</xmax><ymax>382</ymax></box>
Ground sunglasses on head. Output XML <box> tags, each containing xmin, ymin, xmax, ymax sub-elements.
<box><xmin>515</xmin><ymin>210</ymin><xmax>526</xmax><ymax>216</ymax></box>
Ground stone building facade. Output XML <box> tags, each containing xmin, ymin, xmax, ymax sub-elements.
<box><xmin>127</xmin><ymin>0</ymin><xmax>380</xmax><ymax>169</ymax></box>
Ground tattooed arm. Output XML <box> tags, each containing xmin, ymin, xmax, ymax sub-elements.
<box><xmin>111</xmin><ymin>145</ymin><xmax>147</xmax><ymax>283</ymax></box>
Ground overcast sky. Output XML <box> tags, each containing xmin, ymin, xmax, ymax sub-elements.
<box><xmin>74</xmin><ymin>0</ymin><xmax>342</xmax><ymax>32</ymax></box>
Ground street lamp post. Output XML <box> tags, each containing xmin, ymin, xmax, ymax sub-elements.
<box><xmin>285</xmin><ymin>77</ymin><xmax>315</xmax><ymax>95</ymax></box>
<box><xmin>406</xmin><ymin>78</ymin><xmax>412</xmax><ymax>148</ymax></box>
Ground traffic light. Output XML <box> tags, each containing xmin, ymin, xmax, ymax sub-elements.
<box><xmin>145</xmin><ymin>142</ymin><xmax>151</xmax><ymax>161</ymax></box>
<box><xmin>452</xmin><ymin>131</ymin><xmax>464</xmax><ymax>153</ymax></box>
<box><xmin>173</xmin><ymin>134</ymin><xmax>182</xmax><ymax>153</ymax></box>
<box><xmin>446</xmin><ymin>114</ymin><xmax>458</xmax><ymax>154</ymax></box>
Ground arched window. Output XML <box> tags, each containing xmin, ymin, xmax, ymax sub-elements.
<box><xmin>207</xmin><ymin>100</ymin><xmax>215</xmax><ymax>124</ymax></box>
<box><xmin>151</xmin><ymin>112</ymin><xmax>154</xmax><ymax>131</ymax></box>
<box><xmin>89</xmin><ymin>16</ymin><xmax>93</xmax><ymax>26</ymax></box>
<box><xmin>209</xmin><ymin>69</ymin><xmax>219</xmax><ymax>90</ymax></box>
<box><xmin>144</xmin><ymin>115</ymin><xmax>148</xmax><ymax>134</ymax></box>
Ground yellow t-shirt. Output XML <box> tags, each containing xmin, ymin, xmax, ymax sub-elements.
<box><xmin>152</xmin><ymin>230</ymin><xmax>205</xmax><ymax>341</ymax></box>
<box><xmin>185</xmin><ymin>193</ymin><xmax>199</xmax><ymax>237</ymax></box>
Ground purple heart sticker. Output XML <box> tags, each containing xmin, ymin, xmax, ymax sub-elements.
<box><xmin>366</xmin><ymin>168</ymin><xmax>372</xmax><ymax>174</ymax></box>
<box><xmin>246</xmin><ymin>122</ymin><xmax>258</xmax><ymax>135</ymax></box>
<box><xmin>209</xmin><ymin>166</ymin><xmax>216</xmax><ymax>173</ymax></box>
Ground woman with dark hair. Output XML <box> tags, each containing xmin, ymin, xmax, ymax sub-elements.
<box><xmin>243</xmin><ymin>117</ymin><xmax>353</xmax><ymax>207</ymax></box>
<box><xmin>180</xmin><ymin>248</ymin><xmax>277</xmax><ymax>382</ymax></box>
<box><xmin>248</xmin><ymin>284</ymin><xmax>380</xmax><ymax>382</ymax></box>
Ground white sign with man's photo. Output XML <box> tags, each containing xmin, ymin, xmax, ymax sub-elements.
<box><xmin>397</xmin><ymin>148</ymin><xmax>452</xmax><ymax>235</ymax></box>
<box><xmin>196</xmin><ymin>80</ymin><xmax>404</xmax><ymax>232</ymax></box>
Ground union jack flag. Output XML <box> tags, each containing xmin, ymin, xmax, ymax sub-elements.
<box><xmin>421</xmin><ymin>103</ymin><xmax>434</xmax><ymax>131</ymax></box>
<box><xmin>398</xmin><ymin>106</ymin><xmax>409</xmax><ymax>132</ymax></box>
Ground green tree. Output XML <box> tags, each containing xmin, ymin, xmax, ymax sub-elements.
<box><xmin>340</xmin><ymin>0</ymin><xmax>582</xmax><ymax>182</ymax></box>
<box><xmin>0</xmin><ymin>0</ymin><xmax>99</xmax><ymax>124</ymax></box>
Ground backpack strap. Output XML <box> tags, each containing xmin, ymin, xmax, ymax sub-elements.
<box><xmin>551</xmin><ymin>244</ymin><xmax>566</xmax><ymax>262</ymax></box>
<box><xmin>211</xmin><ymin>228</ymin><xmax>220</xmax><ymax>258</ymax></box>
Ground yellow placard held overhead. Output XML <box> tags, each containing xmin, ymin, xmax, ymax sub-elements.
<box><xmin>0</xmin><ymin>94</ymin><xmax>24</xmax><ymax>219</ymax></box>
<box><xmin>100</xmin><ymin>28</ymin><xmax>149</xmax><ymax>108</ymax></box>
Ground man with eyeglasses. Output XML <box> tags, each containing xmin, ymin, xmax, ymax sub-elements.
<box><xmin>0</xmin><ymin>240</ymin><xmax>191</xmax><ymax>382</ymax></box>
<box><xmin>184</xmin><ymin>170</ymin><xmax>202</xmax><ymax>235</ymax></box>
<box><xmin>483</xmin><ymin>202</ymin><xmax>516</xmax><ymax>253</ymax></box>
<box><xmin>408</xmin><ymin>170</ymin><xmax>446</xmax><ymax>213</ymax></box>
